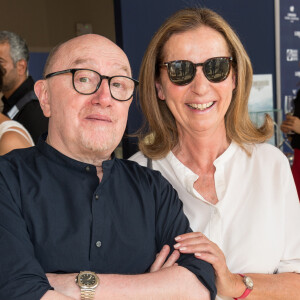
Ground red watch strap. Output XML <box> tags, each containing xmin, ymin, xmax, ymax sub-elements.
<box><xmin>233</xmin><ymin>274</ymin><xmax>252</xmax><ymax>300</ymax></box>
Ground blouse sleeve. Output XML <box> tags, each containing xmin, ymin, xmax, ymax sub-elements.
<box><xmin>278</xmin><ymin>155</ymin><xmax>300</xmax><ymax>273</ymax></box>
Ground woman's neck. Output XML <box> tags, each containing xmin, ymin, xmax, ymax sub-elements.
<box><xmin>172</xmin><ymin>127</ymin><xmax>230</xmax><ymax>174</ymax></box>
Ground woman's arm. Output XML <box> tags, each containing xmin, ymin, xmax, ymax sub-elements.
<box><xmin>175</xmin><ymin>232</ymin><xmax>300</xmax><ymax>300</ymax></box>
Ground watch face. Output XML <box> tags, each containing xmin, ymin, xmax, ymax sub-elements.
<box><xmin>244</xmin><ymin>276</ymin><xmax>254</xmax><ymax>289</ymax></box>
<box><xmin>80</xmin><ymin>274</ymin><xmax>96</xmax><ymax>286</ymax></box>
<box><xmin>77</xmin><ymin>271</ymin><xmax>99</xmax><ymax>288</ymax></box>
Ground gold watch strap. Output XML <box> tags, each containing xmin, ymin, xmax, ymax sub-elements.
<box><xmin>81</xmin><ymin>287</ymin><xmax>96</xmax><ymax>300</ymax></box>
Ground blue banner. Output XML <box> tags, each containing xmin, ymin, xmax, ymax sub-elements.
<box><xmin>280</xmin><ymin>1</ymin><xmax>300</xmax><ymax>113</ymax></box>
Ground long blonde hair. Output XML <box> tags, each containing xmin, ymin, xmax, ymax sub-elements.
<box><xmin>138</xmin><ymin>7</ymin><xmax>273</xmax><ymax>159</ymax></box>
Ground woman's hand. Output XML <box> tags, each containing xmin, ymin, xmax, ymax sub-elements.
<box><xmin>174</xmin><ymin>232</ymin><xmax>241</xmax><ymax>297</ymax></box>
<box><xmin>150</xmin><ymin>245</ymin><xmax>180</xmax><ymax>272</ymax></box>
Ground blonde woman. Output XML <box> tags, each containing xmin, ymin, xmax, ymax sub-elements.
<box><xmin>131</xmin><ymin>7</ymin><xmax>300</xmax><ymax>300</ymax></box>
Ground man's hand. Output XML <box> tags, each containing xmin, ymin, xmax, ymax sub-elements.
<box><xmin>150</xmin><ymin>245</ymin><xmax>180</xmax><ymax>272</ymax></box>
<box><xmin>46</xmin><ymin>273</ymin><xmax>80</xmax><ymax>300</ymax></box>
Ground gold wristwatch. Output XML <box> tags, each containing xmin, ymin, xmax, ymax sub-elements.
<box><xmin>75</xmin><ymin>271</ymin><xmax>99</xmax><ymax>299</ymax></box>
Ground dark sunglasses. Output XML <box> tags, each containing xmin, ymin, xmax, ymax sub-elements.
<box><xmin>161</xmin><ymin>56</ymin><xmax>233</xmax><ymax>85</ymax></box>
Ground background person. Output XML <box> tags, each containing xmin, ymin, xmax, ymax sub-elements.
<box><xmin>0</xmin><ymin>33</ymin><xmax>216</xmax><ymax>300</ymax></box>
<box><xmin>0</xmin><ymin>57</ymin><xmax>33</xmax><ymax>154</ymax></box>
<box><xmin>281</xmin><ymin>90</ymin><xmax>300</xmax><ymax>198</ymax></box>
<box><xmin>0</xmin><ymin>30</ymin><xmax>48</xmax><ymax>143</ymax></box>
<box><xmin>130</xmin><ymin>7</ymin><xmax>300</xmax><ymax>300</ymax></box>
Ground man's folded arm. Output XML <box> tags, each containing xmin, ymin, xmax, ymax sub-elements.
<box><xmin>44</xmin><ymin>265</ymin><xmax>210</xmax><ymax>300</ymax></box>
<box><xmin>43</xmin><ymin>174</ymin><xmax>216</xmax><ymax>300</ymax></box>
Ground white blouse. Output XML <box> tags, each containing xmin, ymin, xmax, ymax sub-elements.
<box><xmin>130</xmin><ymin>142</ymin><xmax>300</xmax><ymax>300</ymax></box>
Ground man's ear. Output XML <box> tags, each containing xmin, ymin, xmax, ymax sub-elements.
<box><xmin>34</xmin><ymin>80</ymin><xmax>51</xmax><ymax>117</ymax></box>
<box><xmin>16</xmin><ymin>59</ymin><xmax>27</xmax><ymax>76</ymax></box>
<box><xmin>155</xmin><ymin>81</ymin><xmax>166</xmax><ymax>101</ymax></box>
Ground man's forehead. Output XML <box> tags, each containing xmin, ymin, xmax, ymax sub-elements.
<box><xmin>71</xmin><ymin>58</ymin><xmax>130</xmax><ymax>73</ymax></box>
<box><xmin>53</xmin><ymin>41</ymin><xmax>131</xmax><ymax>75</ymax></box>
<box><xmin>49</xmin><ymin>54</ymin><xmax>130</xmax><ymax>77</ymax></box>
<box><xmin>0</xmin><ymin>43</ymin><xmax>11</xmax><ymax>61</ymax></box>
<box><xmin>0</xmin><ymin>42</ymin><xmax>10</xmax><ymax>53</ymax></box>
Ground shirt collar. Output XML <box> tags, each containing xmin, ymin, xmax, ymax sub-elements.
<box><xmin>166</xmin><ymin>151</ymin><xmax>198</xmax><ymax>195</ymax></box>
<box><xmin>36</xmin><ymin>133</ymin><xmax>116</xmax><ymax>176</ymax></box>
<box><xmin>213</xmin><ymin>141</ymin><xmax>239</xmax><ymax>167</ymax></box>
<box><xmin>166</xmin><ymin>141</ymin><xmax>238</xmax><ymax>194</ymax></box>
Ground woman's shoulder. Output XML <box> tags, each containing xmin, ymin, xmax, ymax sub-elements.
<box><xmin>0</xmin><ymin>120</ymin><xmax>25</xmax><ymax>128</ymax></box>
<box><xmin>250</xmin><ymin>143</ymin><xmax>289</xmax><ymax>165</ymax></box>
<box><xmin>253</xmin><ymin>142</ymin><xmax>284</xmax><ymax>155</ymax></box>
<box><xmin>0</xmin><ymin>120</ymin><xmax>28</xmax><ymax>136</ymax></box>
<box><xmin>129</xmin><ymin>151</ymin><xmax>148</xmax><ymax>167</ymax></box>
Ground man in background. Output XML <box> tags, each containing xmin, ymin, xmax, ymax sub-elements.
<box><xmin>0</xmin><ymin>31</ymin><xmax>48</xmax><ymax>143</ymax></box>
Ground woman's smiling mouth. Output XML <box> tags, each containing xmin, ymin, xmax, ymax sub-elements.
<box><xmin>187</xmin><ymin>101</ymin><xmax>215</xmax><ymax>111</ymax></box>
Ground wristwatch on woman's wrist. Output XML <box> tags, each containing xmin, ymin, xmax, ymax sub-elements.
<box><xmin>233</xmin><ymin>274</ymin><xmax>253</xmax><ymax>300</ymax></box>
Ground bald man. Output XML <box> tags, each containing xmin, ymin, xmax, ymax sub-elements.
<box><xmin>0</xmin><ymin>34</ymin><xmax>216</xmax><ymax>300</ymax></box>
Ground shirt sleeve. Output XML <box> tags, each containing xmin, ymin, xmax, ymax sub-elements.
<box><xmin>154</xmin><ymin>174</ymin><xmax>216</xmax><ymax>300</ymax></box>
<box><xmin>278</xmin><ymin>156</ymin><xmax>300</xmax><ymax>273</ymax></box>
<box><xmin>0</xmin><ymin>162</ymin><xmax>53</xmax><ymax>300</ymax></box>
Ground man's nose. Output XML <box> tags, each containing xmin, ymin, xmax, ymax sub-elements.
<box><xmin>91</xmin><ymin>79</ymin><xmax>113</xmax><ymax>106</ymax></box>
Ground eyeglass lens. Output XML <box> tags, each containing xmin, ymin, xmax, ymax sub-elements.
<box><xmin>73</xmin><ymin>69</ymin><xmax>136</xmax><ymax>101</ymax></box>
<box><xmin>166</xmin><ymin>57</ymin><xmax>231</xmax><ymax>85</ymax></box>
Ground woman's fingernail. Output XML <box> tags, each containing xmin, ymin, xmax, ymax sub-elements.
<box><xmin>175</xmin><ymin>236</ymin><xmax>181</xmax><ymax>241</ymax></box>
<box><xmin>174</xmin><ymin>243</ymin><xmax>181</xmax><ymax>249</ymax></box>
<box><xmin>179</xmin><ymin>247</ymin><xmax>187</xmax><ymax>251</ymax></box>
<box><xmin>195</xmin><ymin>253</ymin><xmax>201</xmax><ymax>257</ymax></box>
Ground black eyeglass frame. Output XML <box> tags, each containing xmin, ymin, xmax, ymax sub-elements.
<box><xmin>45</xmin><ymin>68</ymin><xmax>139</xmax><ymax>101</ymax></box>
<box><xmin>161</xmin><ymin>56</ymin><xmax>233</xmax><ymax>85</ymax></box>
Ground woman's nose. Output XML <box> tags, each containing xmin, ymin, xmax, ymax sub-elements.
<box><xmin>190</xmin><ymin>68</ymin><xmax>210</xmax><ymax>94</ymax></box>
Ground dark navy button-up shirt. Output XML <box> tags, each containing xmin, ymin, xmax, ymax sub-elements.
<box><xmin>0</xmin><ymin>136</ymin><xmax>216</xmax><ymax>299</ymax></box>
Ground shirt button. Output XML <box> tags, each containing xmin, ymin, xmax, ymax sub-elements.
<box><xmin>96</xmin><ymin>241</ymin><xmax>102</xmax><ymax>248</ymax></box>
<box><xmin>95</xmin><ymin>194</ymin><xmax>99</xmax><ymax>200</ymax></box>
<box><xmin>85</xmin><ymin>166</ymin><xmax>90</xmax><ymax>172</ymax></box>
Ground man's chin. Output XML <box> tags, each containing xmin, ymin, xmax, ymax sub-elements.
<box><xmin>80</xmin><ymin>137</ymin><xmax>117</xmax><ymax>156</ymax></box>
<box><xmin>78</xmin><ymin>129</ymin><xmax>123</xmax><ymax>157</ymax></box>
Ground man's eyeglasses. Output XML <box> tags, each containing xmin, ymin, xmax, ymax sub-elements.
<box><xmin>161</xmin><ymin>57</ymin><xmax>233</xmax><ymax>85</ymax></box>
<box><xmin>45</xmin><ymin>68</ymin><xmax>139</xmax><ymax>101</ymax></box>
